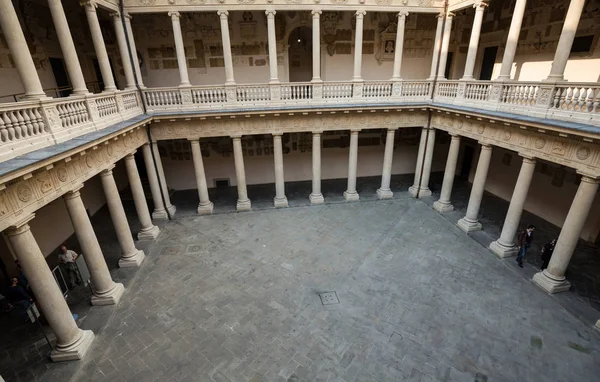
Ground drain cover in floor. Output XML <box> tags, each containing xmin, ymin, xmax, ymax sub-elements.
<box><xmin>319</xmin><ymin>291</ymin><xmax>340</xmax><ymax>305</ymax></box>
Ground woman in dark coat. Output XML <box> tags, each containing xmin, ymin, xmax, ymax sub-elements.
<box><xmin>541</xmin><ymin>239</ymin><xmax>557</xmax><ymax>270</ymax></box>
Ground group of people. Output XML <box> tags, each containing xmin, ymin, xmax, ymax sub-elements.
<box><xmin>0</xmin><ymin>245</ymin><xmax>82</xmax><ymax>323</ymax></box>
<box><xmin>516</xmin><ymin>224</ymin><xmax>557</xmax><ymax>270</ymax></box>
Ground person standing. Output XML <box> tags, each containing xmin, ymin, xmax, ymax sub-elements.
<box><xmin>516</xmin><ymin>224</ymin><xmax>535</xmax><ymax>268</ymax></box>
<box><xmin>6</xmin><ymin>278</ymin><xmax>32</xmax><ymax>321</ymax></box>
<box><xmin>541</xmin><ymin>238</ymin><xmax>557</xmax><ymax>271</ymax></box>
<box><xmin>58</xmin><ymin>246</ymin><xmax>82</xmax><ymax>289</ymax></box>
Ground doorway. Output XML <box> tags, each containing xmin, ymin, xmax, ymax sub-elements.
<box><xmin>459</xmin><ymin>145</ymin><xmax>475</xmax><ymax>180</ymax></box>
<box><xmin>49</xmin><ymin>58</ymin><xmax>71</xmax><ymax>97</ymax></box>
<box><xmin>288</xmin><ymin>27</ymin><xmax>313</xmax><ymax>82</ymax></box>
<box><xmin>479</xmin><ymin>46</ymin><xmax>498</xmax><ymax>80</ymax></box>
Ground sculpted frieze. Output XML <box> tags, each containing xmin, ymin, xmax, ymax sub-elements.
<box><xmin>0</xmin><ymin>128</ymin><xmax>148</xmax><ymax>232</ymax></box>
<box><xmin>151</xmin><ymin>110</ymin><xmax>428</xmax><ymax>139</ymax></box>
<box><xmin>431</xmin><ymin>114</ymin><xmax>600</xmax><ymax>176</ymax></box>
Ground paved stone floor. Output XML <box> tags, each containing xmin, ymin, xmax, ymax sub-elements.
<box><xmin>1</xmin><ymin>174</ymin><xmax>600</xmax><ymax>381</ymax></box>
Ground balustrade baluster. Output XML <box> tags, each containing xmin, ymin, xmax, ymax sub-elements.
<box><xmin>8</xmin><ymin>112</ymin><xmax>21</xmax><ymax>138</ymax></box>
<box><xmin>0</xmin><ymin>114</ymin><xmax>7</xmax><ymax>142</ymax></box>
<box><xmin>22</xmin><ymin>109</ymin><xmax>33</xmax><ymax>136</ymax></box>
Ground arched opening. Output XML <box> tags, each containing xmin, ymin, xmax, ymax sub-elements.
<box><xmin>287</xmin><ymin>27</ymin><xmax>313</xmax><ymax>82</ymax></box>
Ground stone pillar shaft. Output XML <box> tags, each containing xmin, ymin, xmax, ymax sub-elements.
<box><xmin>498</xmin><ymin>0</ymin><xmax>527</xmax><ymax>80</ymax></box>
<box><xmin>151</xmin><ymin>142</ymin><xmax>176</xmax><ymax>216</ymax></box>
<box><xmin>433</xmin><ymin>134</ymin><xmax>461</xmax><ymax>212</ymax></box>
<box><xmin>310</xmin><ymin>132</ymin><xmax>324</xmax><ymax>204</ymax></box>
<box><xmin>63</xmin><ymin>188</ymin><xmax>124</xmax><ymax>305</ymax></box>
<box><xmin>462</xmin><ymin>3</ymin><xmax>487</xmax><ymax>80</ymax></box>
<box><xmin>437</xmin><ymin>14</ymin><xmax>454</xmax><ymax>79</ymax></box>
<box><xmin>353</xmin><ymin>11</ymin><xmax>366</xmax><ymax>81</ymax></box>
<box><xmin>124</xmin><ymin>153</ymin><xmax>160</xmax><ymax>240</ymax></box>
<box><xmin>124</xmin><ymin>15</ymin><xmax>144</xmax><ymax>88</ymax></box>
<box><xmin>272</xmin><ymin>134</ymin><xmax>288</xmax><ymax>207</ymax></box>
<box><xmin>232</xmin><ymin>136</ymin><xmax>251</xmax><ymax>211</ymax></box>
<box><xmin>218</xmin><ymin>11</ymin><xmax>235</xmax><ymax>85</ymax></box>
<box><xmin>142</xmin><ymin>143</ymin><xmax>167</xmax><ymax>220</ymax></box>
<box><xmin>0</xmin><ymin>0</ymin><xmax>46</xmax><ymax>98</ymax></box>
<box><xmin>547</xmin><ymin>0</ymin><xmax>586</xmax><ymax>81</ymax></box>
<box><xmin>391</xmin><ymin>12</ymin><xmax>408</xmax><ymax>80</ymax></box>
<box><xmin>6</xmin><ymin>216</ymin><xmax>94</xmax><ymax>361</ymax></box>
<box><xmin>429</xmin><ymin>14</ymin><xmax>444</xmax><ymax>79</ymax></box>
<box><xmin>377</xmin><ymin>129</ymin><xmax>396</xmax><ymax>199</ymax></box>
<box><xmin>409</xmin><ymin>127</ymin><xmax>435</xmax><ymax>197</ymax></box>
<box><xmin>112</xmin><ymin>13</ymin><xmax>135</xmax><ymax>90</ymax></box>
<box><xmin>48</xmin><ymin>0</ymin><xmax>88</xmax><ymax>95</ymax></box>
<box><xmin>83</xmin><ymin>1</ymin><xmax>116</xmax><ymax>91</ymax></box>
<box><xmin>169</xmin><ymin>12</ymin><xmax>191</xmax><ymax>87</ymax></box>
<box><xmin>266</xmin><ymin>11</ymin><xmax>278</xmax><ymax>83</ymax></box>
<box><xmin>311</xmin><ymin>11</ymin><xmax>322</xmax><ymax>82</ymax></box>
<box><xmin>344</xmin><ymin>130</ymin><xmax>360</xmax><ymax>201</ymax></box>
<box><xmin>190</xmin><ymin>140</ymin><xmax>214</xmax><ymax>214</ymax></box>
<box><xmin>457</xmin><ymin>144</ymin><xmax>493</xmax><ymax>232</ymax></box>
<box><xmin>100</xmin><ymin>167</ymin><xmax>145</xmax><ymax>268</ymax></box>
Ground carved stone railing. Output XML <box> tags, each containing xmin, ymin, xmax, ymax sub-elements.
<box><xmin>434</xmin><ymin>80</ymin><xmax>600</xmax><ymax>126</ymax></box>
<box><xmin>0</xmin><ymin>90</ymin><xmax>144</xmax><ymax>162</ymax></box>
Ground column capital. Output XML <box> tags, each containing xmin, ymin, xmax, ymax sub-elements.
<box><xmin>100</xmin><ymin>165</ymin><xmax>116</xmax><ymax>176</ymax></box>
<box><xmin>6</xmin><ymin>214</ymin><xmax>35</xmax><ymax>236</ymax></box>
<box><xmin>576</xmin><ymin>173</ymin><xmax>600</xmax><ymax>184</ymax></box>
<box><xmin>446</xmin><ymin>12</ymin><xmax>456</xmax><ymax>19</ymax></box>
<box><xmin>478</xmin><ymin>141</ymin><xmax>493</xmax><ymax>148</ymax></box>
<box><xmin>386</xmin><ymin>127</ymin><xmax>399</xmax><ymax>132</ymax></box>
<box><xmin>272</xmin><ymin>132</ymin><xmax>284</xmax><ymax>137</ymax></box>
<box><xmin>168</xmin><ymin>11</ymin><xmax>181</xmax><ymax>20</ymax></box>
<box><xmin>350</xmin><ymin>129</ymin><xmax>361</xmax><ymax>134</ymax></box>
<box><xmin>265</xmin><ymin>10</ymin><xmax>276</xmax><ymax>17</ymax></box>
<box><xmin>518</xmin><ymin>153</ymin><xmax>536</xmax><ymax>162</ymax></box>
<box><xmin>355</xmin><ymin>10</ymin><xmax>367</xmax><ymax>18</ymax></box>
<box><xmin>398</xmin><ymin>10</ymin><xmax>409</xmax><ymax>18</ymax></box>
<box><xmin>450</xmin><ymin>133</ymin><xmax>461</xmax><ymax>138</ymax></box>
<box><xmin>311</xmin><ymin>10</ymin><xmax>322</xmax><ymax>17</ymax></box>
<box><xmin>188</xmin><ymin>138</ymin><xmax>200</xmax><ymax>145</ymax></box>
<box><xmin>312</xmin><ymin>131</ymin><xmax>323</xmax><ymax>135</ymax></box>
<box><xmin>64</xmin><ymin>184</ymin><xmax>85</xmax><ymax>200</ymax></box>
<box><xmin>217</xmin><ymin>10</ymin><xmax>229</xmax><ymax>19</ymax></box>
<box><xmin>436</xmin><ymin>12</ymin><xmax>445</xmax><ymax>19</ymax></box>
<box><xmin>474</xmin><ymin>1</ymin><xmax>489</xmax><ymax>9</ymax></box>
<box><xmin>80</xmin><ymin>0</ymin><xmax>98</xmax><ymax>10</ymax></box>
<box><xmin>123</xmin><ymin>13</ymin><xmax>133</xmax><ymax>20</ymax></box>
<box><xmin>231</xmin><ymin>134</ymin><xmax>242</xmax><ymax>140</ymax></box>
<box><xmin>125</xmin><ymin>150</ymin><xmax>137</xmax><ymax>159</ymax></box>
<box><xmin>109</xmin><ymin>12</ymin><xmax>121</xmax><ymax>19</ymax></box>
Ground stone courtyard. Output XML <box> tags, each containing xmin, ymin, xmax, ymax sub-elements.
<box><xmin>62</xmin><ymin>193</ymin><xmax>600</xmax><ymax>381</ymax></box>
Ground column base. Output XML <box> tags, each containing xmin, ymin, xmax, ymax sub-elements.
<box><xmin>137</xmin><ymin>225</ymin><xmax>160</xmax><ymax>241</ymax></box>
<box><xmin>595</xmin><ymin>320</ymin><xmax>600</xmax><ymax>330</ymax></box>
<box><xmin>91</xmin><ymin>282</ymin><xmax>125</xmax><ymax>306</ymax></box>
<box><xmin>343</xmin><ymin>191</ymin><xmax>360</xmax><ymax>201</ymax></box>
<box><xmin>408</xmin><ymin>185</ymin><xmax>432</xmax><ymax>198</ymax></box>
<box><xmin>433</xmin><ymin>200</ymin><xmax>454</xmax><ymax>213</ymax></box>
<box><xmin>118</xmin><ymin>250</ymin><xmax>145</xmax><ymax>268</ymax></box>
<box><xmin>489</xmin><ymin>240</ymin><xmax>518</xmax><ymax>258</ymax></box>
<box><xmin>532</xmin><ymin>271</ymin><xmax>571</xmax><ymax>294</ymax></box>
<box><xmin>274</xmin><ymin>197</ymin><xmax>289</xmax><ymax>208</ymax></box>
<box><xmin>197</xmin><ymin>202</ymin><xmax>214</xmax><ymax>215</ymax></box>
<box><xmin>457</xmin><ymin>217</ymin><xmax>482</xmax><ymax>233</ymax></box>
<box><xmin>236</xmin><ymin>199</ymin><xmax>252</xmax><ymax>212</ymax></box>
<box><xmin>376</xmin><ymin>188</ymin><xmax>393</xmax><ymax>200</ymax></box>
<box><xmin>309</xmin><ymin>193</ymin><xmax>324</xmax><ymax>204</ymax></box>
<box><xmin>166</xmin><ymin>204</ymin><xmax>177</xmax><ymax>217</ymax></box>
<box><xmin>50</xmin><ymin>330</ymin><xmax>95</xmax><ymax>362</ymax></box>
<box><xmin>152</xmin><ymin>209</ymin><xmax>169</xmax><ymax>220</ymax></box>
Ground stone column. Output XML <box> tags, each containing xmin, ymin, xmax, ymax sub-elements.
<box><xmin>311</xmin><ymin>11</ymin><xmax>322</xmax><ymax>82</ymax></box>
<box><xmin>457</xmin><ymin>143</ymin><xmax>493</xmax><ymax>232</ymax></box>
<box><xmin>100</xmin><ymin>166</ymin><xmax>145</xmax><ymax>268</ymax></box>
<box><xmin>123</xmin><ymin>14</ymin><xmax>145</xmax><ymax>88</ymax></box>
<box><xmin>82</xmin><ymin>1</ymin><xmax>116</xmax><ymax>92</ymax></box>
<box><xmin>168</xmin><ymin>11</ymin><xmax>191</xmax><ymax>87</ymax></box>
<box><xmin>353</xmin><ymin>11</ymin><xmax>366</xmax><ymax>81</ymax></box>
<box><xmin>461</xmin><ymin>2</ymin><xmax>487</xmax><ymax>80</ymax></box>
<box><xmin>232</xmin><ymin>136</ymin><xmax>251</xmax><ymax>211</ymax></box>
<box><xmin>218</xmin><ymin>11</ymin><xmax>235</xmax><ymax>85</ymax></box>
<box><xmin>48</xmin><ymin>0</ymin><xmax>88</xmax><ymax>95</ymax></box>
<box><xmin>490</xmin><ymin>155</ymin><xmax>536</xmax><ymax>257</ymax></box>
<box><xmin>533</xmin><ymin>175</ymin><xmax>599</xmax><ymax>293</ymax></box>
<box><xmin>124</xmin><ymin>152</ymin><xmax>160</xmax><ymax>240</ymax></box>
<box><xmin>391</xmin><ymin>11</ymin><xmax>408</xmax><ymax>80</ymax></box>
<box><xmin>6</xmin><ymin>215</ymin><xmax>94</xmax><ymax>361</ymax></box>
<box><xmin>344</xmin><ymin>130</ymin><xmax>360</xmax><ymax>201</ymax></box>
<box><xmin>142</xmin><ymin>143</ymin><xmax>168</xmax><ymax>220</ymax></box>
<box><xmin>498</xmin><ymin>0</ymin><xmax>528</xmax><ymax>80</ymax></box>
<box><xmin>377</xmin><ymin>128</ymin><xmax>396</xmax><ymax>199</ymax></box>
<box><xmin>266</xmin><ymin>10</ymin><xmax>279</xmax><ymax>83</ymax></box>
<box><xmin>0</xmin><ymin>0</ymin><xmax>46</xmax><ymax>99</ymax></box>
<box><xmin>409</xmin><ymin>127</ymin><xmax>435</xmax><ymax>198</ymax></box>
<box><xmin>428</xmin><ymin>13</ymin><xmax>445</xmax><ymax>80</ymax></box>
<box><xmin>437</xmin><ymin>13</ymin><xmax>454</xmax><ymax>79</ymax></box>
<box><xmin>111</xmin><ymin>12</ymin><xmax>135</xmax><ymax>90</ymax></box>
<box><xmin>63</xmin><ymin>186</ymin><xmax>125</xmax><ymax>305</ymax></box>
<box><xmin>272</xmin><ymin>133</ymin><xmax>288</xmax><ymax>208</ymax></box>
<box><xmin>151</xmin><ymin>141</ymin><xmax>177</xmax><ymax>217</ymax></box>
<box><xmin>433</xmin><ymin>134</ymin><xmax>461</xmax><ymax>212</ymax></box>
<box><xmin>546</xmin><ymin>0</ymin><xmax>586</xmax><ymax>81</ymax></box>
<box><xmin>310</xmin><ymin>132</ymin><xmax>325</xmax><ymax>204</ymax></box>
<box><xmin>189</xmin><ymin>139</ymin><xmax>214</xmax><ymax>214</ymax></box>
